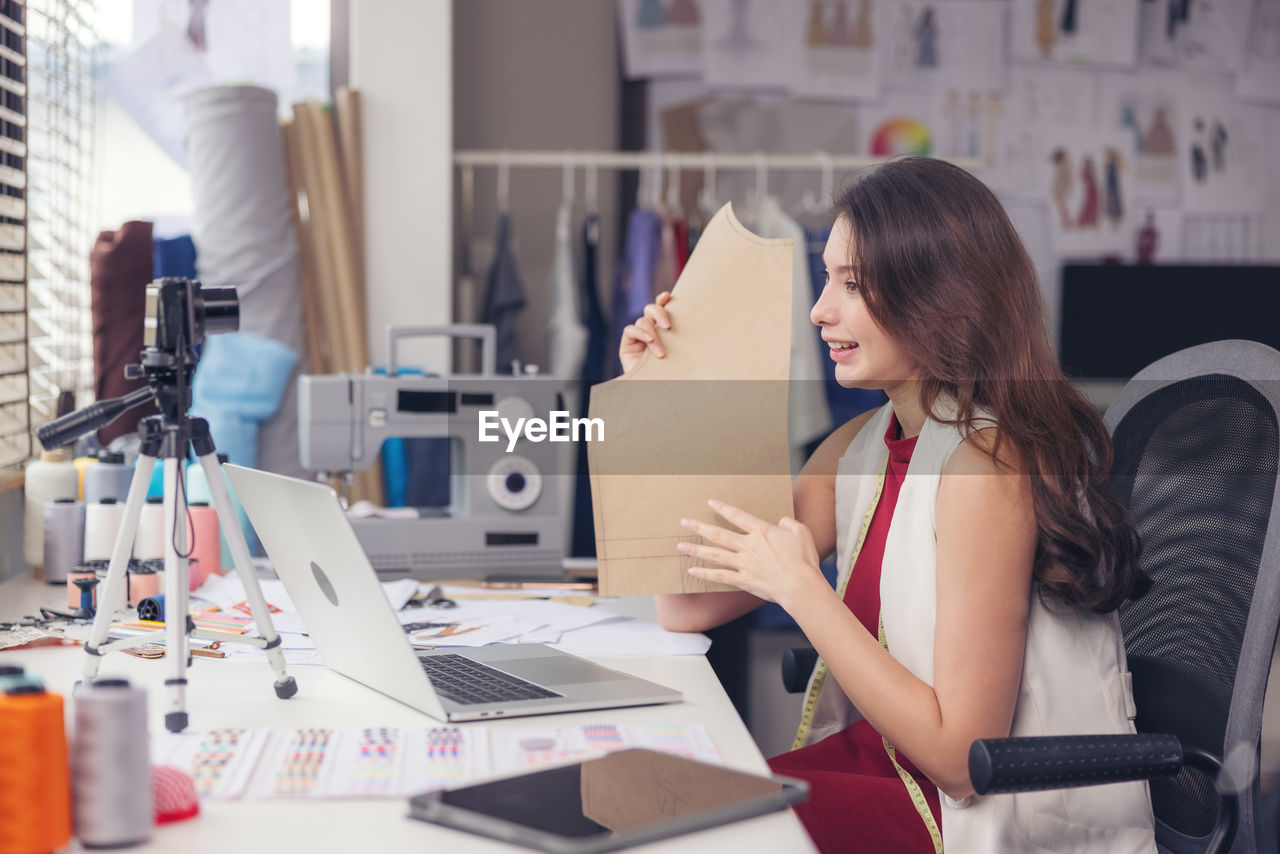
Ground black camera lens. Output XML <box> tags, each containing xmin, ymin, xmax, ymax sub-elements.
<box><xmin>199</xmin><ymin>286</ymin><xmax>240</xmax><ymax>335</ymax></box>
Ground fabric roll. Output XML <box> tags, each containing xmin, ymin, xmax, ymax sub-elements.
<box><xmin>185</xmin><ymin>86</ymin><xmax>305</xmax><ymax>477</ymax></box>
<box><xmin>482</xmin><ymin>212</ymin><xmax>527</xmax><ymax>374</ymax></box>
<box><xmin>90</xmin><ymin>221</ymin><xmax>156</xmax><ymax>446</ymax></box>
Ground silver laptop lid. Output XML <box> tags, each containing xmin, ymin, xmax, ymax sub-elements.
<box><xmin>224</xmin><ymin>464</ymin><xmax>448</xmax><ymax>720</ymax></box>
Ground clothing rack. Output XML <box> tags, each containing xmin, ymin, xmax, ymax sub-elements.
<box><xmin>452</xmin><ymin>149</ymin><xmax>980</xmax><ymax>172</ymax></box>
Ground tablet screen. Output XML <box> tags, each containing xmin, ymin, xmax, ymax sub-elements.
<box><xmin>415</xmin><ymin>749</ymin><xmax>804</xmax><ymax>848</ymax></box>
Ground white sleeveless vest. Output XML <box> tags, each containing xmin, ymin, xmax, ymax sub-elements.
<box><xmin>795</xmin><ymin>403</ymin><xmax>1157</xmax><ymax>854</ymax></box>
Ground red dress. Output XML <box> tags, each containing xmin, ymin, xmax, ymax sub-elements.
<box><xmin>768</xmin><ymin>416</ymin><xmax>943</xmax><ymax>854</ymax></box>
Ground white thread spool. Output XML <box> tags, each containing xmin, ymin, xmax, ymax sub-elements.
<box><xmin>82</xmin><ymin>499</ymin><xmax>126</xmax><ymax>562</ymax></box>
<box><xmin>133</xmin><ymin>498</ymin><xmax>165</xmax><ymax>561</ymax></box>
<box><xmin>71</xmin><ymin>679</ymin><xmax>152</xmax><ymax>847</ymax></box>
<box><xmin>82</xmin><ymin>453</ymin><xmax>132</xmax><ymax>506</ymax></box>
<box><xmin>23</xmin><ymin>450</ymin><xmax>79</xmax><ymax>568</ymax></box>
<box><xmin>42</xmin><ymin>500</ymin><xmax>84</xmax><ymax>585</ymax></box>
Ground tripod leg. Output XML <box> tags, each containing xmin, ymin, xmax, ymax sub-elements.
<box><xmin>82</xmin><ymin>453</ymin><xmax>157</xmax><ymax>681</ymax></box>
<box><xmin>195</xmin><ymin>452</ymin><xmax>297</xmax><ymax>700</ymax></box>
<box><xmin>163</xmin><ymin>456</ymin><xmax>191</xmax><ymax>732</ymax></box>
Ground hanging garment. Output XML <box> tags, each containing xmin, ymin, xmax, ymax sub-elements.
<box><xmin>546</xmin><ymin>203</ymin><xmax>588</xmax><ymax>415</ymax></box>
<box><xmin>571</xmin><ymin>213</ymin><xmax>610</xmax><ymax>557</ymax></box>
<box><xmin>185</xmin><ymin>85</ymin><xmax>305</xmax><ymax>477</ymax></box>
<box><xmin>805</xmin><ymin>225</ymin><xmax>885</xmax><ymax>429</ymax></box>
<box><xmin>482</xmin><ymin>212</ymin><xmax>527</xmax><ymax>374</ymax></box>
<box><xmin>610</xmin><ymin>207</ymin><xmax>661</xmax><ymax>375</ymax></box>
<box><xmin>651</xmin><ymin>209</ymin><xmax>680</xmax><ymax>299</ymax></box>
<box><xmin>757</xmin><ymin>197</ymin><xmax>832</xmax><ymax>472</ymax></box>
<box><xmin>90</xmin><ymin>221</ymin><xmax>157</xmax><ymax>447</ymax></box>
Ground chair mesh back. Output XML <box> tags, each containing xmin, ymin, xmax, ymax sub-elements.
<box><xmin>1111</xmin><ymin>375</ymin><xmax>1278</xmax><ymax>839</ymax></box>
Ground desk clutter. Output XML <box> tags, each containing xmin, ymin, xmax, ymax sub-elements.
<box><xmin>0</xmin><ymin>669</ymin><xmax>199</xmax><ymax>852</ymax></box>
<box><xmin>151</xmin><ymin>722</ymin><xmax>720</xmax><ymax>801</ymax></box>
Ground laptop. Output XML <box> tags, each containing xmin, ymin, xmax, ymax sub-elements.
<box><xmin>223</xmin><ymin>465</ymin><xmax>682</xmax><ymax>722</ymax></box>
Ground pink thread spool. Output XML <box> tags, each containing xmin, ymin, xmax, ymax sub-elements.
<box><xmin>128</xmin><ymin>561</ymin><xmax>163</xmax><ymax>604</ymax></box>
<box><xmin>187</xmin><ymin>502</ymin><xmax>219</xmax><ymax>588</ymax></box>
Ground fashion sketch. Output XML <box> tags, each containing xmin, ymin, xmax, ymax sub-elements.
<box><xmin>1191</xmin><ymin>118</ymin><xmax>1208</xmax><ymax>182</ymax></box>
<box><xmin>1036</xmin><ymin>0</ymin><xmax>1057</xmax><ymax>56</ymax></box>
<box><xmin>915</xmin><ymin>7</ymin><xmax>938</xmax><ymax>67</ymax></box>
<box><xmin>1052</xmin><ymin>147</ymin><xmax>1074</xmax><ymax>229</ymax></box>
<box><xmin>1103</xmin><ymin>148</ymin><xmax>1124</xmax><ymax>230</ymax></box>
<box><xmin>1076</xmin><ymin>155</ymin><xmax>1099</xmax><ymax>228</ymax></box>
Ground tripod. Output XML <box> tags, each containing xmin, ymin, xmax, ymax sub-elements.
<box><xmin>81</xmin><ymin>409</ymin><xmax>297</xmax><ymax>732</ymax></box>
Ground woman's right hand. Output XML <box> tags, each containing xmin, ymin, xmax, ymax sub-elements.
<box><xmin>618</xmin><ymin>291</ymin><xmax>673</xmax><ymax>375</ymax></box>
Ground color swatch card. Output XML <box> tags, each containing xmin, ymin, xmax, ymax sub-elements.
<box><xmin>399</xmin><ymin>727</ymin><xmax>490</xmax><ymax>796</ymax></box>
<box><xmin>253</xmin><ymin>727</ymin><xmax>488</xmax><ymax>799</ymax></box>
<box><xmin>492</xmin><ymin>723</ymin><xmax>720</xmax><ymax>774</ymax></box>
<box><xmin>151</xmin><ymin>727</ymin><xmax>271</xmax><ymax>800</ymax></box>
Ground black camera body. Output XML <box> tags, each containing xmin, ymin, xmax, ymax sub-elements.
<box><xmin>143</xmin><ymin>277</ymin><xmax>240</xmax><ymax>363</ymax></box>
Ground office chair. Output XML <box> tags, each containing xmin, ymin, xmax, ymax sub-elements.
<box><xmin>781</xmin><ymin>340</ymin><xmax>1280</xmax><ymax>853</ymax></box>
<box><xmin>970</xmin><ymin>340</ymin><xmax>1280</xmax><ymax>854</ymax></box>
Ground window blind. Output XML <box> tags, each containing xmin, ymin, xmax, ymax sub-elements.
<box><xmin>23</xmin><ymin>0</ymin><xmax>94</xmax><ymax>457</ymax></box>
<box><xmin>0</xmin><ymin>0</ymin><xmax>26</xmax><ymax>470</ymax></box>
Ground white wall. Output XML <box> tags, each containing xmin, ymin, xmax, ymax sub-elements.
<box><xmin>348</xmin><ymin>0</ymin><xmax>452</xmax><ymax>372</ymax></box>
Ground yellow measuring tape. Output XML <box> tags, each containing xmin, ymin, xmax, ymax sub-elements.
<box><xmin>879</xmin><ymin>614</ymin><xmax>944</xmax><ymax>854</ymax></box>
<box><xmin>791</xmin><ymin>459</ymin><xmax>886</xmax><ymax>751</ymax></box>
<box><xmin>787</xmin><ymin>452</ymin><xmax>943</xmax><ymax>853</ymax></box>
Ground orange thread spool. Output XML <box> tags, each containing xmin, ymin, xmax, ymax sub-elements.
<box><xmin>0</xmin><ymin>683</ymin><xmax>72</xmax><ymax>854</ymax></box>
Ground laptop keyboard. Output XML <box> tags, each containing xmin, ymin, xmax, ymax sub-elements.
<box><xmin>420</xmin><ymin>654</ymin><xmax>563</xmax><ymax>705</ymax></box>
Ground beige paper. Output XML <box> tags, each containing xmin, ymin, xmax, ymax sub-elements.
<box><xmin>589</xmin><ymin>203</ymin><xmax>795</xmax><ymax>596</ymax></box>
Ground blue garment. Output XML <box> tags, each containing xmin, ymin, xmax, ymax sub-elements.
<box><xmin>153</xmin><ymin>234</ymin><xmax>197</xmax><ymax>280</ymax></box>
<box><xmin>482</xmin><ymin>213</ymin><xmax>527</xmax><ymax>374</ymax></box>
<box><xmin>611</xmin><ymin>208</ymin><xmax>661</xmax><ymax>375</ymax></box>
<box><xmin>190</xmin><ymin>331</ymin><xmax>298</xmax><ymax>468</ymax></box>
<box><xmin>571</xmin><ymin>213</ymin><xmax>610</xmax><ymax>557</ymax></box>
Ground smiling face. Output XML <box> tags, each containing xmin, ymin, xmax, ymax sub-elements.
<box><xmin>810</xmin><ymin>215</ymin><xmax>920</xmax><ymax>391</ymax></box>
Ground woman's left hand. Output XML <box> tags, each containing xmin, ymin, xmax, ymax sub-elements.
<box><xmin>677</xmin><ymin>500</ymin><xmax>826</xmax><ymax>609</ymax></box>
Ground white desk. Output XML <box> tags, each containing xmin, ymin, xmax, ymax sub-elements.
<box><xmin>0</xmin><ymin>575</ymin><xmax>815</xmax><ymax>853</ymax></box>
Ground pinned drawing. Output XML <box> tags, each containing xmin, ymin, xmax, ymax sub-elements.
<box><xmin>1141</xmin><ymin>0</ymin><xmax>1251</xmax><ymax>74</ymax></box>
<box><xmin>1043</xmin><ymin>131</ymin><xmax>1136</xmax><ymax>255</ymax></box>
<box><xmin>1177</xmin><ymin>98</ymin><xmax>1264</xmax><ymax>213</ymax></box>
<box><xmin>884</xmin><ymin>1</ymin><xmax>1004</xmax><ymax>95</ymax></box>
<box><xmin>789</xmin><ymin>0</ymin><xmax>880</xmax><ymax>98</ymax></box>
<box><xmin>1099</xmin><ymin>79</ymin><xmax>1180</xmax><ymax>203</ymax></box>
<box><xmin>1012</xmin><ymin>0</ymin><xmax>1142</xmax><ymax>68</ymax></box>
<box><xmin>618</xmin><ymin>0</ymin><xmax>704</xmax><ymax>79</ymax></box>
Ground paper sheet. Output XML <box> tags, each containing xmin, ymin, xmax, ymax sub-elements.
<box><xmin>492</xmin><ymin>723</ymin><xmax>721</xmax><ymax>774</ymax></box>
<box><xmin>588</xmin><ymin>203</ymin><xmax>795</xmax><ymax>596</ymax></box>
<box><xmin>151</xmin><ymin>727</ymin><xmax>271</xmax><ymax>800</ymax></box>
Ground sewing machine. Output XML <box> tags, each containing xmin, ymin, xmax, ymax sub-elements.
<box><xmin>297</xmin><ymin>325</ymin><xmax>567</xmax><ymax>580</ymax></box>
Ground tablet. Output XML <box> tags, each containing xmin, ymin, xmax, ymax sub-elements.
<box><xmin>407</xmin><ymin>748</ymin><xmax>808</xmax><ymax>853</ymax></box>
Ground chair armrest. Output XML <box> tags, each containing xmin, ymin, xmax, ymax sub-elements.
<box><xmin>969</xmin><ymin>734</ymin><xmax>1238</xmax><ymax>854</ymax></box>
<box><xmin>781</xmin><ymin>646</ymin><xmax>818</xmax><ymax>694</ymax></box>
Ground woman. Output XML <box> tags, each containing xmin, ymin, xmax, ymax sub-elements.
<box><xmin>618</xmin><ymin>158</ymin><xmax>1155</xmax><ymax>853</ymax></box>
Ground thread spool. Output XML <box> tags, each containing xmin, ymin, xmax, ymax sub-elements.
<box><xmin>127</xmin><ymin>562</ymin><xmax>156</xmax><ymax>606</ymax></box>
<box><xmin>42</xmin><ymin>498</ymin><xmax>85</xmax><ymax>585</ymax></box>
<box><xmin>73</xmin><ymin>455</ymin><xmax>98</xmax><ymax>500</ymax></box>
<box><xmin>137</xmin><ymin>594</ymin><xmax>164</xmax><ymax>622</ymax></box>
<box><xmin>188</xmin><ymin>501</ymin><xmax>219</xmax><ymax>586</ymax></box>
<box><xmin>72</xmin><ymin>680</ymin><xmax>153</xmax><ymax>848</ymax></box>
<box><xmin>83</xmin><ymin>498</ymin><xmax>126</xmax><ymax>562</ymax></box>
<box><xmin>67</xmin><ymin>564</ymin><xmax>99</xmax><ymax>610</ymax></box>
<box><xmin>133</xmin><ymin>497</ymin><xmax>166</xmax><ymax>561</ymax></box>
<box><xmin>83</xmin><ymin>452</ymin><xmax>133</xmax><ymax>506</ymax></box>
<box><xmin>0</xmin><ymin>682</ymin><xmax>73</xmax><ymax>853</ymax></box>
<box><xmin>23</xmin><ymin>449</ymin><xmax>79</xmax><ymax>569</ymax></box>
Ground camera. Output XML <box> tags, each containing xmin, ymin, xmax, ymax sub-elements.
<box><xmin>36</xmin><ymin>278</ymin><xmax>239</xmax><ymax>450</ymax></box>
<box><xmin>142</xmin><ymin>278</ymin><xmax>240</xmax><ymax>364</ymax></box>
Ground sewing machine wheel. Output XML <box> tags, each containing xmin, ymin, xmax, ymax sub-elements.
<box><xmin>487</xmin><ymin>455</ymin><xmax>543</xmax><ymax>511</ymax></box>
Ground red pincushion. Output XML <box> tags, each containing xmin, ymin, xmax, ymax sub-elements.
<box><xmin>152</xmin><ymin>765</ymin><xmax>200</xmax><ymax>824</ymax></box>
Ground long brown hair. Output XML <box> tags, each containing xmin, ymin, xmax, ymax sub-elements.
<box><xmin>833</xmin><ymin>157</ymin><xmax>1143</xmax><ymax>613</ymax></box>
